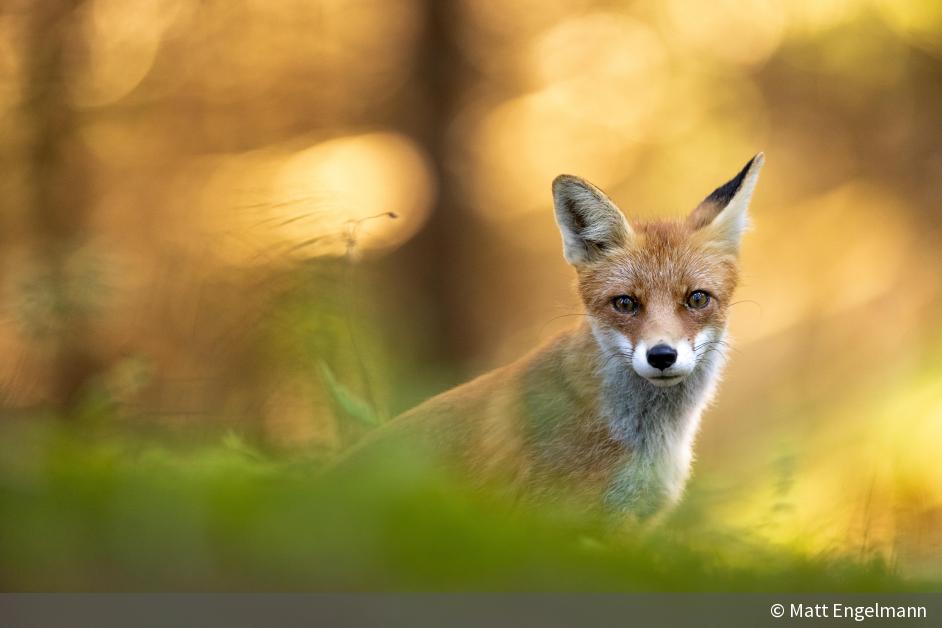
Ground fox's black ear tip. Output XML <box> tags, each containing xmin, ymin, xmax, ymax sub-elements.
<box><xmin>734</xmin><ymin>152</ymin><xmax>765</xmax><ymax>182</ymax></box>
<box><xmin>702</xmin><ymin>153</ymin><xmax>763</xmax><ymax>208</ymax></box>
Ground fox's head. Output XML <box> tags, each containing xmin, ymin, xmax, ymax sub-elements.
<box><xmin>553</xmin><ymin>154</ymin><xmax>763</xmax><ymax>388</ymax></box>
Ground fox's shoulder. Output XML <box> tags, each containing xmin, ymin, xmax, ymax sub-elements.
<box><xmin>398</xmin><ymin>323</ymin><xmax>598</xmax><ymax>425</ymax></box>
<box><xmin>376</xmin><ymin>325</ymin><xmax>601</xmax><ymax>472</ymax></box>
<box><xmin>330</xmin><ymin>324</ymin><xmax>607</xmax><ymax>488</ymax></box>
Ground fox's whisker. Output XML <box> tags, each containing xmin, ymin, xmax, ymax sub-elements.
<box><xmin>693</xmin><ymin>340</ymin><xmax>731</xmax><ymax>352</ymax></box>
<box><xmin>538</xmin><ymin>312</ymin><xmax>589</xmax><ymax>336</ymax></box>
<box><xmin>600</xmin><ymin>351</ymin><xmax>634</xmax><ymax>369</ymax></box>
<box><xmin>728</xmin><ymin>299</ymin><xmax>763</xmax><ymax>315</ymax></box>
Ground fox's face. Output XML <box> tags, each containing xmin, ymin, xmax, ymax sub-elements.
<box><xmin>553</xmin><ymin>155</ymin><xmax>763</xmax><ymax>387</ymax></box>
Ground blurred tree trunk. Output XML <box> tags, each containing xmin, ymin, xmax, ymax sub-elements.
<box><xmin>23</xmin><ymin>0</ymin><xmax>99</xmax><ymax>417</ymax></box>
<box><xmin>389</xmin><ymin>0</ymin><xmax>485</xmax><ymax>397</ymax></box>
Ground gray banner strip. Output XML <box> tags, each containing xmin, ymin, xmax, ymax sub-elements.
<box><xmin>1</xmin><ymin>593</ymin><xmax>940</xmax><ymax>628</ymax></box>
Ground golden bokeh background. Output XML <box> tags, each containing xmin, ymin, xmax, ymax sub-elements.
<box><xmin>1</xmin><ymin>0</ymin><xmax>941</xmax><ymax>580</ymax></box>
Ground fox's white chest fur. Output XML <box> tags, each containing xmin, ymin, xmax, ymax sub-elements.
<box><xmin>592</xmin><ymin>324</ymin><xmax>728</xmax><ymax>517</ymax></box>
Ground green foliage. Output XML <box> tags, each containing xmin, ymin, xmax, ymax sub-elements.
<box><xmin>318</xmin><ymin>360</ymin><xmax>380</xmax><ymax>427</ymax></box>
<box><xmin>0</xmin><ymin>421</ymin><xmax>935</xmax><ymax>592</ymax></box>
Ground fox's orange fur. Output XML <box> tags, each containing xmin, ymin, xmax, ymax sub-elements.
<box><xmin>358</xmin><ymin>155</ymin><xmax>764</xmax><ymax>517</ymax></box>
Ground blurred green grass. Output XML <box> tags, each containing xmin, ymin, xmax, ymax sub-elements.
<box><xmin>0</xmin><ymin>419</ymin><xmax>937</xmax><ymax>592</ymax></box>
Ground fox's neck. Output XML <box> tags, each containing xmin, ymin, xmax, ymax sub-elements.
<box><xmin>594</xmin><ymin>334</ymin><xmax>726</xmax><ymax>448</ymax></box>
<box><xmin>581</xmin><ymin>320</ymin><xmax>728</xmax><ymax>515</ymax></box>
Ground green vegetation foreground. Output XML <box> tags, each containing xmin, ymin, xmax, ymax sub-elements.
<box><xmin>0</xmin><ymin>420</ymin><xmax>932</xmax><ymax>592</ymax></box>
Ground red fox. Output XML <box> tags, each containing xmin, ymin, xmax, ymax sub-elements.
<box><xmin>357</xmin><ymin>154</ymin><xmax>764</xmax><ymax>518</ymax></box>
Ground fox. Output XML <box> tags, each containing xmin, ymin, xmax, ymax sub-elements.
<box><xmin>348</xmin><ymin>154</ymin><xmax>764</xmax><ymax>518</ymax></box>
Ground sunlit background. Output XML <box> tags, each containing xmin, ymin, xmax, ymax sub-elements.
<box><xmin>1</xmin><ymin>0</ymin><xmax>941</xmax><ymax>587</ymax></box>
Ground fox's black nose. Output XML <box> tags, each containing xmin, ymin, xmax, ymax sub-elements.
<box><xmin>647</xmin><ymin>344</ymin><xmax>678</xmax><ymax>371</ymax></box>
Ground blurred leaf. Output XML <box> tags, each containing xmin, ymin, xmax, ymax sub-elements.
<box><xmin>221</xmin><ymin>431</ymin><xmax>264</xmax><ymax>461</ymax></box>
<box><xmin>318</xmin><ymin>360</ymin><xmax>380</xmax><ymax>427</ymax></box>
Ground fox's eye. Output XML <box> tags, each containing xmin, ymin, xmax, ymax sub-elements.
<box><xmin>686</xmin><ymin>290</ymin><xmax>711</xmax><ymax>309</ymax></box>
<box><xmin>612</xmin><ymin>295</ymin><xmax>639</xmax><ymax>315</ymax></box>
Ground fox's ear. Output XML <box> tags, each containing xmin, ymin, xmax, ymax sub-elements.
<box><xmin>688</xmin><ymin>153</ymin><xmax>764</xmax><ymax>254</ymax></box>
<box><xmin>552</xmin><ymin>175</ymin><xmax>632</xmax><ymax>265</ymax></box>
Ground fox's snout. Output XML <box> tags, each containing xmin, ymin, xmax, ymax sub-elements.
<box><xmin>628</xmin><ymin>335</ymin><xmax>699</xmax><ymax>387</ymax></box>
<box><xmin>646</xmin><ymin>344</ymin><xmax>677</xmax><ymax>370</ymax></box>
